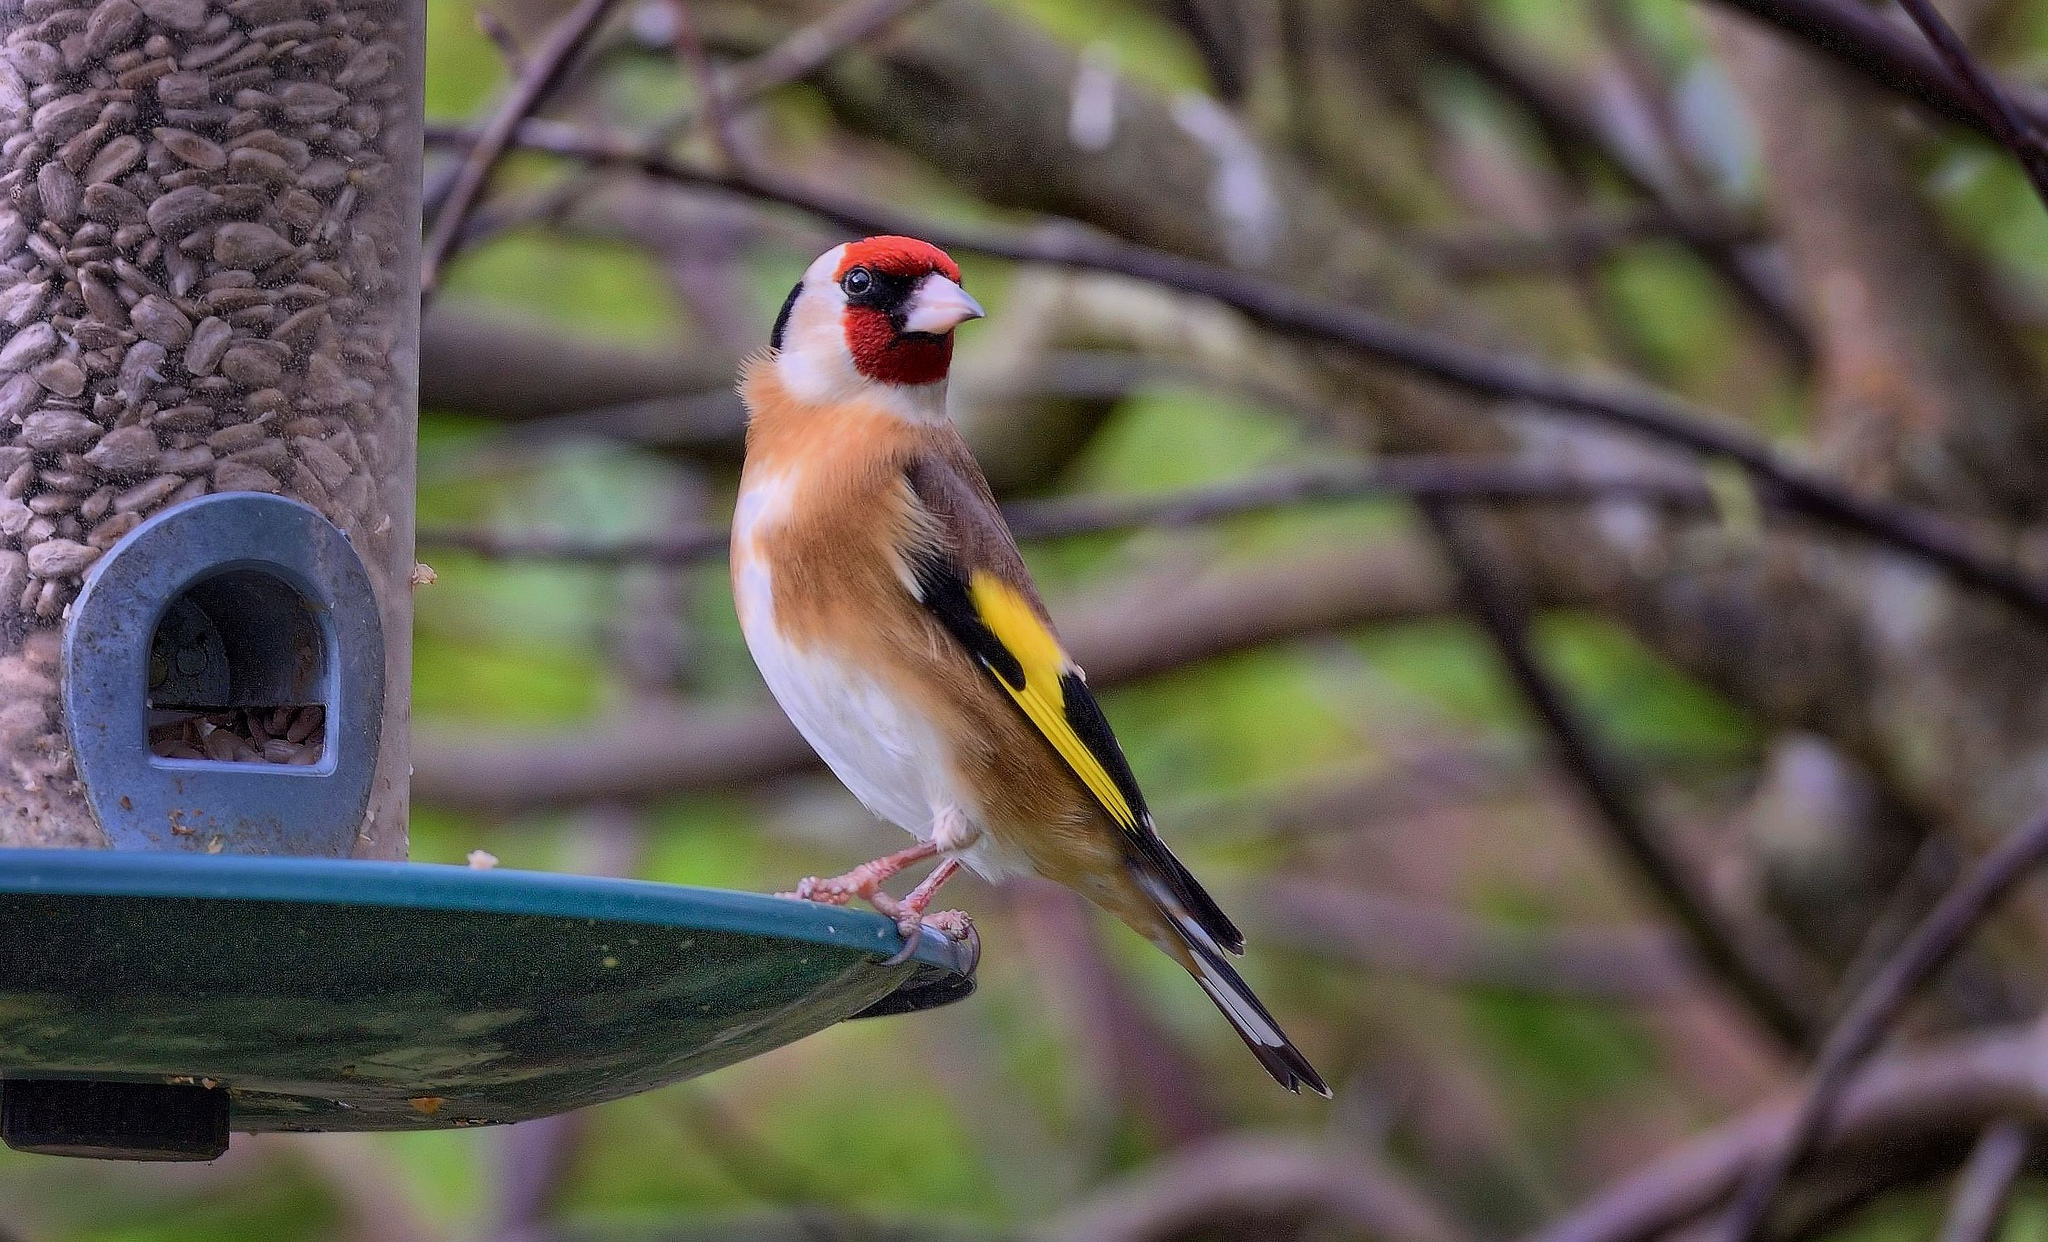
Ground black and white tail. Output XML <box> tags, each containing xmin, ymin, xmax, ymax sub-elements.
<box><xmin>1133</xmin><ymin>860</ymin><xmax>1330</xmax><ymax>1098</ymax></box>
<box><xmin>1183</xmin><ymin>920</ymin><xmax>1329</xmax><ymax>1096</ymax></box>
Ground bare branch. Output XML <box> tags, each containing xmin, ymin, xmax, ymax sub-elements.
<box><xmin>418</xmin><ymin>0</ymin><xmax>623</xmax><ymax>300</ymax></box>
<box><xmin>1936</xmin><ymin>1122</ymin><xmax>2031</xmax><ymax>1242</ymax></box>
<box><xmin>666</xmin><ymin>0</ymin><xmax>742</xmax><ymax>170</ymax></box>
<box><xmin>1710</xmin><ymin>11</ymin><xmax>2048</xmax><ymax>520</ymax></box>
<box><xmin>411</xmin><ymin>540</ymin><xmax>1453</xmax><ymax>809</ymax></box>
<box><xmin>1702</xmin><ymin>0</ymin><xmax>2048</xmax><ymax>143</ymax></box>
<box><xmin>296</xmin><ymin>1137</ymin><xmax>449</xmax><ymax>1242</ymax></box>
<box><xmin>1169</xmin><ymin>745</ymin><xmax>1539</xmax><ymax>847</ymax></box>
<box><xmin>524</xmin><ymin>1221</ymin><xmax>1001</xmax><ymax>1242</ymax></box>
<box><xmin>415</xmin><ymin>458</ymin><xmax>1723</xmax><ymax>564</ymax></box>
<box><xmin>1417</xmin><ymin>207</ymin><xmax>1768</xmax><ymax>280</ymax></box>
<box><xmin>474</xmin><ymin>8</ymin><xmax>526</xmax><ymax>73</ymax></box>
<box><xmin>422</xmin><ymin>345</ymin><xmax>1151</xmax><ymax>480</ymax></box>
<box><xmin>422</xmin><ymin>524</ymin><xmax>726</xmax><ymax>565</ymax></box>
<box><xmin>668</xmin><ymin>1091</ymin><xmax>841</xmax><ymax>1204</ymax></box>
<box><xmin>1422</xmin><ymin>501</ymin><xmax>1819</xmax><ymax>1047</ymax></box>
<box><xmin>719</xmin><ymin>0</ymin><xmax>932</xmax><ymax>100</ymax></box>
<box><xmin>1896</xmin><ymin>0</ymin><xmax>2048</xmax><ymax>209</ymax></box>
<box><xmin>1717</xmin><ymin>803</ymin><xmax>2048</xmax><ymax>1242</ymax></box>
<box><xmin>421</xmin><ymin>117</ymin><xmax>2048</xmax><ymax>628</ymax></box>
<box><xmin>1043</xmin><ymin>1134</ymin><xmax>1468</xmax><ymax>1242</ymax></box>
<box><xmin>491</xmin><ymin>0</ymin><xmax>935</xmax><ymax>261</ymax></box>
<box><xmin>1249</xmin><ymin>876</ymin><xmax>1694</xmax><ymax>1001</ymax></box>
<box><xmin>419</xmin><ymin>307</ymin><xmax>737</xmax><ymax>422</ymax></box>
<box><xmin>1009</xmin><ymin>880</ymin><xmax>1222</xmax><ymax>1150</ymax></box>
<box><xmin>1413</xmin><ymin>4</ymin><xmax>1810</xmax><ymax>365</ymax></box>
<box><xmin>489</xmin><ymin>1116</ymin><xmax>586</xmax><ymax>1242</ymax></box>
<box><xmin>1523</xmin><ymin>1025</ymin><xmax>2048</xmax><ymax>1242</ymax></box>
<box><xmin>1007</xmin><ymin>460</ymin><xmax>1715</xmax><ymax>539</ymax></box>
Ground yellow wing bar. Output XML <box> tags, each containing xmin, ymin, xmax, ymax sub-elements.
<box><xmin>966</xmin><ymin>572</ymin><xmax>1140</xmax><ymax>832</ymax></box>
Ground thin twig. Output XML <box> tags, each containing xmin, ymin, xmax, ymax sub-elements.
<box><xmin>1418</xmin><ymin>206</ymin><xmax>1766</xmax><ymax>279</ymax></box>
<box><xmin>491</xmin><ymin>1116</ymin><xmax>586</xmax><ymax>1242</ymax></box>
<box><xmin>418</xmin><ymin>0</ymin><xmax>622</xmax><ymax>300</ymax></box>
<box><xmin>666</xmin><ymin>0</ymin><xmax>741</xmax><ymax>170</ymax></box>
<box><xmin>422</xmin><ymin>117</ymin><xmax>2048</xmax><ymax>629</ymax></box>
<box><xmin>424</xmin><ymin>523</ymin><xmax>726</xmax><ymax>564</ymax></box>
<box><xmin>474</xmin><ymin>9</ymin><xmax>525</xmax><ymax>74</ymax></box>
<box><xmin>1010</xmin><ymin>461</ymin><xmax>1714</xmax><ymax>537</ymax></box>
<box><xmin>722</xmin><ymin>0</ymin><xmax>933</xmax><ymax>102</ymax></box>
<box><xmin>1010</xmin><ymin>881</ymin><xmax>1222</xmax><ymax>1150</ymax></box>
<box><xmin>1715</xmin><ymin>803</ymin><xmax>2048</xmax><ymax>1242</ymax></box>
<box><xmin>1252</xmin><ymin>876</ymin><xmax>1694</xmax><ymax>1001</ymax></box>
<box><xmin>1048</xmin><ymin>1135</ymin><xmax>1468</xmax><ymax>1242</ymax></box>
<box><xmin>1415</xmin><ymin>5</ymin><xmax>1810</xmax><ymax>365</ymax></box>
<box><xmin>1935</xmin><ymin>1121</ymin><xmax>2030</xmax><ymax>1242</ymax></box>
<box><xmin>648</xmin><ymin>0</ymin><xmax>933</xmax><ymax>146</ymax></box>
<box><xmin>1896</xmin><ymin>0</ymin><xmax>2048</xmax><ymax>210</ymax></box>
<box><xmin>1704</xmin><ymin>0</ymin><xmax>2048</xmax><ymax>142</ymax></box>
<box><xmin>416</xmin><ymin>459</ymin><xmax>1722</xmax><ymax>564</ymax></box>
<box><xmin>1421</xmin><ymin>501</ymin><xmax>1817</xmax><ymax>1047</ymax></box>
<box><xmin>464</xmin><ymin>0</ymin><xmax>932</xmax><ymax>256</ymax></box>
<box><xmin>669</xmin><ymin>1091</ymin><xmax>843</xmax><ymax>1204</ymax></box>
<box><xmin>1520</xmin><ymin>1025</ymin><xmax>2048</xmax><ymax>1242</ymax></box>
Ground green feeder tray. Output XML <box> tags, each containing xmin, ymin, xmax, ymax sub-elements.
<box><xmin>0</xmin><ymin>851</ymin><xmax>976</xmax><ymax>1160</ymax></box>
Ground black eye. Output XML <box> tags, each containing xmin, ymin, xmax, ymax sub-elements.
<box><xmin>842</xmin><ymin>267</ymin><xmax>872</xmax><ymax>296</ymax></box>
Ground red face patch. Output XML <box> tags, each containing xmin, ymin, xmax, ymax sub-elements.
<box><xmin>843</xmin><ymin>308</ymin><xmax>953</xmax><ymax>386</ymax></box>
<box><xmin>834</xmin><ymin>236</ymin><xmax>966</xmax><ymax>387</ymax></box>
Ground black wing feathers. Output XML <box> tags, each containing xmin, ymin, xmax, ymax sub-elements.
<box><xmin>906</xmin><ymin>541</ymin><xmax>1024</xmax><ymax>690</ymax></box>
<box><xmin>1057</xmin><ymin>672</ymin><xmax>1243</xmax><ymax>953</ymax></box>
<box><xmin>902</xmin><ymin>456</ymin><xmax>1244</xmax><ymax>955</ymax></box>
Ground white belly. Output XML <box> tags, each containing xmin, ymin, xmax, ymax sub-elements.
<box><xmin>744</xmin><ymin>604</ymin><xmax>942</xmax><ymax>830</ymax></box>
<box><xmin>733</xmin><ymin>472</ymin><xmax>1019</xmax><ymax>878</ymax></box>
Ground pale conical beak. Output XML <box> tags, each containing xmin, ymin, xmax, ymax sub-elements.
<box><xmin>901</xmin><ymin>274</ymin><xmax>986</xmax><ymax>336</ymax></box>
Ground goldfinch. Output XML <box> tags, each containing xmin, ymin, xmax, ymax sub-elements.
<box><xmin>732</xmin><ymin>237</ymin><xmax>1328</xmax><ymax>1096</ymax></box>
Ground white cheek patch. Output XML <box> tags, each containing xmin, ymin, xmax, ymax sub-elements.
<box><xmin>775</xmin><ymin>245</ymin><xmax>861</xmax><ymax>405</ymax></box>
<box><xmin>768</xmin><ymin>244</ymin><xmax>960</xmax><ymax>424</ymax></box>
<box><xmin>776</xmin><ymin>294</ymin><xmax>861</xmax><ymax>405</ymax></box>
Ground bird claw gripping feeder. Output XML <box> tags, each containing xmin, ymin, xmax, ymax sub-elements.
<box><xmin>0</xmin><ymin>0</ymin><xmax>973</xmax><ymax>1162</ymax></box>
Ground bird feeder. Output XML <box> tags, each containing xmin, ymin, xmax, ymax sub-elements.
<box><xmin>0</xmin><ymin>0</ymin><xmax>973</xmax><ymax>1162</ymax></box>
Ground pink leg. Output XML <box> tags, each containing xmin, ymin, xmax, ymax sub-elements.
<box><xmin>876</xmin><ymin>858</ymin><xmax>961</xmax><ymax>924</ymax></box>
<box><xmin>873</xmin><ymin>858</ymin><xmax>972</xmax><ymax>966</ymax></box>
<box><xmin>782</xmin><ymin>840</ymin><xmax>938</xmax><ymax>906</ymax></box>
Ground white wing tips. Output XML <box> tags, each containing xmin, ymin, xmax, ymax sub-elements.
<box><xmin>1151</xmin><ymin>885</ymin><xmax>1330</xmax><ymax>1097</ymax></box>
<box><xmin>1193</xmin><ymin>956</ymin><xmax>1287</xmax><ymax>1048</ymax></box>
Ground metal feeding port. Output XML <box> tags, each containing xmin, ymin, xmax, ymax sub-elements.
<box><xmin>62</xmin><ymin>491</ymin><xmax>384</xmax><ymax>855</ymax></box>
<box><xmin>147</xmin><ymin>566</ymin><xmax>329</xmax><ymax>767</ymax></box>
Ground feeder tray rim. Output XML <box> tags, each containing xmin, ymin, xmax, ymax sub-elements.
<box><xmin>0</xmin><ymin>849</ymin><xmax>976</xmax><ymax>976</ymax></box>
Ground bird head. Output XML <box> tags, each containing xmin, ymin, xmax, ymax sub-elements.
<box><xmin>769</xmin><ymin>236</ymin><xmax>984</xmax><ymax>405</ymax></box>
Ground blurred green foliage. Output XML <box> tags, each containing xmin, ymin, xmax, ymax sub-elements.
<box><xmin>13</xmin><ymin>0</ymin><xmax>2048</xmax><ymax>1234</ymax></box>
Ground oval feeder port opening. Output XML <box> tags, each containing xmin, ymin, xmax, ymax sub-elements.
<box><xmin>65</xmin><ymin>494</ymin><xmax>385</xmax><ymax>856</ymax></box>
<box><xmin>147</xmin><ymin>568</ymin><xmax>330</xmax><ymax>769</ymax></box>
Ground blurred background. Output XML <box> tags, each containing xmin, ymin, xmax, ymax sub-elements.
<box><xmin>10</xmin><ymin>0</ymin><xmax>2048</xmax><ymax>1236</ymax></box>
